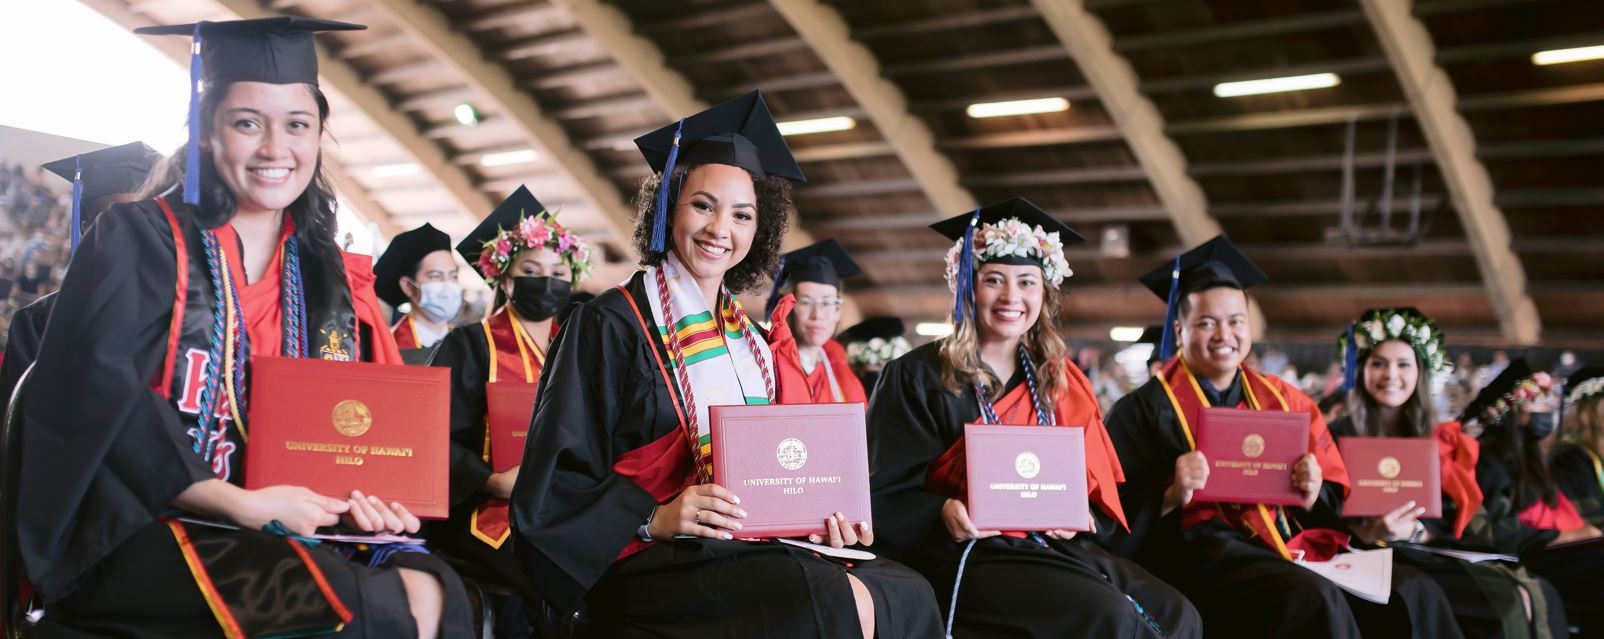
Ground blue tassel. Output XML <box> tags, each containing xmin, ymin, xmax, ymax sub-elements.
<box><xmin>183</xmin><ymin>22</ymin><xmax>204</xmax><ymax>205</ymax></box>
<box><xmin>1342</xmin><ymin>323</ymin><xmax>1359</xmax><ymax>393</ymax></box>
<box><xmin>1158</xmin><ymin>256</ymin><xmax>1181</xmax><ymax>361</ymax></box>
<box><xmin>69</xmin><ymin>155</ymin><xmax>83</xmax><ymax>254</ymax></box>
<box><xmin>648</xmin><ymin>120</ymin><xmax>684</xmax><ymax>254</ymax></box>
<box><xmin>764</xmin><ymin>255</ymin><xmax>787</xmax><ymax>318</ymax></box>
<box><xmin>952</xmin><ymin>208</ymin><xmax>980</xmax><ymax>325</ymax></box>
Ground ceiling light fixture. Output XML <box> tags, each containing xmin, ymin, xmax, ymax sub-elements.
<box><xmin>1532</xmin><ymin>44</ymin><xmax>1604</xmax><ymax>66</ymax></box>
<box><xmin>776</xmin><ymin>116</ymin><xmax>856</xmax><ymax>136</ymax></box>
<box><xmin>479</xmin><ymin>149</ymin><xmax>538</xmax><ymax>167</ymax></box>
<box><xmin>453</xmin><ymin>103</ymin><xmax>481</xmax><ymax>126</ymax></box>
<box><xmin>965</xmin><ymin>97</ymin><xmax>1070</xmax><ymax>119</ymax></box>
<box><xmin>1109</xmin><ymin>326</ymin><xmax>1145</xmax><ymax>342</ymax></box>
<box><xmin>1214</xmin><ymin>72</ymin><xmax>1340</xmax><ymax>98</ymax></box>
<box><xmin>915</xmin><ymin>322</ymin><xmax>954</xmax><ymax>338</ymax></box>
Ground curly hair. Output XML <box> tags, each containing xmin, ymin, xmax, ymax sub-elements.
<box><xmin>630</xmin><ymin>164</ymin><xmax>793</xmax><ymax>294</ymax></box>
<box><xmin>938</xmin><ymin>276</ymin><xmax>1071</xmax><ymax>404</ymax></box>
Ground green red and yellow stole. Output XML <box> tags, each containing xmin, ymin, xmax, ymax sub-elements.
<box><xmin>1157</xmin><ymin>357</ymin><xmax>1346</xmax><ymax>559</ymax></box>
<box><xmin>471</xmin><ymin>307</ymin><xmax>545</xmax><ymax>548</ymax></box>
<box><xmin>926</xmin><ymin>360</ymin><xmax>1130</xmax><ymax>532</ymax></box>
<box><xmin>391</xmin><ymin>315</ymin><xmax>421</xmax><ymax>350</ymax></box>
<box><xmin>1433</xmin><ymin>421</ymin><xmax>1484</xmax><ymax>539</ymax></box>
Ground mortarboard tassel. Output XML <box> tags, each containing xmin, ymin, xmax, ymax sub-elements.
<box><xmin>648</xmin><ymin>119</ymin><xmax>684</xmax><ymax>254</ymax></box>
<box><xmin>1158</xmin><ymin>256</ymin><xmax>1181</xmax><ymax>361</ymax></box>
<box><xmin>183</xmin><ymin>22</ymin><xmax>205</xmax><ymax>205</ymax></box>
<box><xmin>951</xmin><ymin>208</ymin><xmax>980</xmax><ymax>326</ymax></box>
<box><xmin>1342</xmin><ymin>323</ymin><xmax>1359</xmax><ymax>393</ymax></box>
<box><xmin>764</xmin><ymin>255</ymin><xmax>787</xmax><ymax>318</ymax></box>
<box><xmin>69</xmin><ymin>155</ymin><xmax>83</xmax><ymax>255</ymax></box>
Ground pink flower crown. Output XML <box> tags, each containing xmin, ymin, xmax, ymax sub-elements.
<box><xmin>475</xmin><ymin>208</ymin><xmax>593</xmax><ymax>285</ymax></box>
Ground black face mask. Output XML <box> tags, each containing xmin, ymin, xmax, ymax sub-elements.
<box><xmin>510</xmin><ymin>276</ymin><xmax>571</xmax><ymax>322</ymax></box>
<box><xmin>1527</xmin><ymin>412</ymin><xmax>1557</xmax><ymax>440</ymax></box>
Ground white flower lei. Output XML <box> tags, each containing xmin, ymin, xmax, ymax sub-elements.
<box><xmin>1569</xmin><ymin>377</ymin><xmax>1604</xmax><ymax>404</ymax></box>
<box><xmin>943</xmin><ymin>218</ymin><xmax>1073</xmax><ymax>290</ymax></box>
<box><xmin>847</xmin><ymin>336</ymin><xmax>912</xmax><ymax>367</ymax></box>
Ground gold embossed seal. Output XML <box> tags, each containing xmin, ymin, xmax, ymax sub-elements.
<box><xmin>1378</xmin><ymin>456</ymin><xmax>1401</xmax><ymax>479</ymax></box>
<box><xmin>332</xmin><ymin>400</ymin><xmax>372</xmax><ymax>437</ymax></box>
<box><xmin>1242</xmin><ymin>434</ymin><xmax>1266</xmax><ymax>459</ymax></box>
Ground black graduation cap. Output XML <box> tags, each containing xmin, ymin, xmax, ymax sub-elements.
<box><xmin>1460</xmin><ymin>359</ymin><xmax>1534</xmax><ymax>424</ymax></box>
<box><xmin>1565</xmin><ymin>366</ymin><xmax>1604</xmax><ymax>404</ymax></box>
<box><xmin>135</xmin><ymin>17</ymin><xmax>365</xmax><ymax>206</ymax></box>
<box><xmin>1136</xmin><ymin>325</ymin><xmax>1165</xmax><ymax>346</ymax></box>
<box><xmin>634</xmin><ymin>91</ymin><xmax>804</xmax><ymax>253</ymax></box>
<box><xmin>373</xmin><ymin>223</ymin><xmax>452</xmax><ymax>308</ymax></box>
<box><xmin>929</xmin><ymin>197</ymin><xmax>1085</xmax><ymax>325</ymax></box>
<box><xmin>41</xmin><ymin>142</ymin><xmax>159</xmax><ymax>252</ymax></box>
<box><xmin>457</xmin><ymin>185</ymin><xmax>548</xmax><ymax>277</ymax></box>
<box><xmin>766</xmin><ymin>239</ymin><xmax>861</xmax><ymax>316</ymax></box>
<box><xmin>837</xmin><ymin>316</ymin><xmax>906</xmax><ymax>346</ymax></box>
<box><xmin>1137</xmin><ymin>235</ymin><xmax>1268</xmax><ymax>361</ymax></box>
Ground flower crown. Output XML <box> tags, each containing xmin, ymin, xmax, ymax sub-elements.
<box><xmin>847</xmin><ymin>336</ymin><xmax>912</xmax><ymax>368</ymax></box>
<box><xmin>943</xmin><ymin>218</ymin><xmax>1073</xmax><ymax>289</ymax></box>
<box><xmin>1568</xmin><ymin>376</ymin><xmax>1604</xmax><ymax>405</ymax></box>
<box><xmin>1483</xmin><ymin>371</ymin><xmax>1554</xmax><ymax>424</ymax></box>
<box><xmin>1337</xmin><ymin>308</ymin><xmax>1451</xmax><ymax>375</ymax></box>
<box><xmin>475</xmin><ymin>208</ymin><xmax>593</xmax><ymax>285</ymax></box>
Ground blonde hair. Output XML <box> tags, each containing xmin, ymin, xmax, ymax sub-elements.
<box><xmin>1571</xmin><ymin>397</ymin><xmax>1604</xmax><ymax>449</ymax></box>
<box><xmin>939</xmin><ymin>280</ymin><xmax>1070</xmax><ymax>404</ymax></box>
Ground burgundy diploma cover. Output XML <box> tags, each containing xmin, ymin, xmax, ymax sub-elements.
<box><xmin>1193</xmin><ymin>407</ymin><xmax>1308</xmax><ymax>506</ymax></box>
<box><xmin>487</xmin><ymin>382</ymin><xmax>538</xmax><ymax>473</ymax></box>
<box><xmin>964</xmin><ymin>424</ymin><xmax>1090</xmax><ymax>531</ymax></box>
<box><xmin>245</xmin><ymin>357</ymin><xmax>450</xmax><ymax>519</ymax></box>
<box><xmin>1339</xmin><ymin>437</ymin><xmax>1441</xmax><ymax>518</ymax></box>
<box><xmin>709</xmin><ymin>403</ymin><xmax>872</xmax><ymax>537</ymax></box>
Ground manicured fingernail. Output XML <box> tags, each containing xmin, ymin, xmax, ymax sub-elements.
<box><xmin>737</xmin><ymin>509</ymin><xmax>748</xmax><ymax>518</ymax></box>
<box><xmin>722</xmin><ymin>532</ymin><xmax>733</xmax><ymax>540</ymax></box>
<box><xmin>1406</xmin><ymin>500</ymin><xmax>1416</xmax><ymax>507</ymax></box>
<box><xmin>733</xmin><ymin>522</ymin><xmax>743</xmax><ymax>530</ymax></box>
<box><xmin>835</xmin><ymin>512</ymin><xmax>845</xmax><ymax>520</ymax></box>
<box><xmin>1417</xmin><ymin>507</ymin><xmax>1427</xmax><ymax>515</ymax></box>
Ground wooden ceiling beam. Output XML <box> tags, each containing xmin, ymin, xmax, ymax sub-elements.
<box><xmin>853</xmin><ymin>6</ymin><xmax>1040</xmax><ymax>39</ymax></box>
<box><xmin>1361</xmin><ymin>0</ymin><xmax>1540</xmax><ymax>344</ymax></box>
<box><xmin>461</xmin><ymin>3</ymin><xmax>564</xmax><ymax>32</ymax></box>
<box><xmin>366</xmin><ymin>0</ymin><xmax>638</xmax><ymax>244</ymax></box>
<box><xmin>769</xmin><ymin>0</ymin><xmax>978</xmax><ymax>218</ymax></box>
<box><xmin>1115</xmin><ymin>7</ymin><xmax>1366</xmax><ymax>54</ymax></box>
<box><xmin>881</xmin><ymin>45</ymin><xmax>1068</xmax><ymax>76</ymax></box>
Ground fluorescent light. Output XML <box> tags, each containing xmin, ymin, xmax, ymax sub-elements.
<box><xmin>915</xmin><ymin>322</ymin><xmax>954</xmax><ymax>338</ymax></box>
<box><xmin>1532</xmin><ymin>44</ymin><xmax>1604</xmax><ymax>66</ymax></box>
<box><xmin>965</xmin><ymin>97</ymin><xmax>1070</xmax><ymax>119</ymax></box>
<box><xmin>370</xmin><ymin>163</ymin><xmax>420</xmax><ymax>178</ymax></box>
<box><xmin>453</xmin><ymin>103</ymin><xmax>480</xmax><ymax>126</ymax></box>
<box><xmin>776</xmin><ymin>116</ymin><xmax>856</xmax><ymax>136</ymax></box>
<box><xmin>1213</xmin><ymin>73</ymin><xmax>1340</xmax><ymax>98</ymax></box>
<box><xmin>1109</xmin><ymin>326</ymin><xmax>1145</xmax><ymax>342</ymax></box>
<box><xmin>479</xmin><ymin>149</ymin><xmax>538</xmax><ymax>167</ymax></box>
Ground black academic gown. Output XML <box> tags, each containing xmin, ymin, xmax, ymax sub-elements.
<box><xmin>0</xmin><ymin>293</ymin><xmax>52</xmax><ymax>404</ymax></box>
<box><xmin>1550</xmin><ymin>441</ymin><xmax>1604</xmax><ymax>529</ymax></box>
<box><xmin>509</xmin><ymin>273</ymin><xmax>943</xmax><ymax>638</ymax></box>
<box><xmin>868</xmin><ymin>343</ymin><xmax>1201</xmax><ymax>638</ymax></box>
<box><xmin>1479</xmin><ymin>447</ymin><xmax>1604</xmax><ymax>636</ymax></box>
<box><xmin>1105</xmin><ymin>375</ymin><xmax>1460</xmax><ymax>639</ymax></box>
<box><xmin>14</xmin><ymin>199</ymin><xmax>472</xmax><ymax>638</ymax></box>
<box><xmin>1330</xmin><ymin>417</ymin><xmax>1567</xmax><ymax>638</ymax></box>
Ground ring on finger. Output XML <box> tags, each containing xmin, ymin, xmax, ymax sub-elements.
<box><xmin>694</xmin><ymin>509</ymin><xmax>705</xmax><ymax>524</ymax></box>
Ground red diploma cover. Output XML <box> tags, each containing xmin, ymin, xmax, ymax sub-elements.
<box><xmin>1339</xmin><ymin>437</ymin><xmax>1441</xmax><ymax>518</ymax></box>
<box><xmin>1193</xmin><ymin>407</ymin><xmax>1307</xmax><ymax>506</ymax></box>
<box><xmin>487</xmin><ymin>382</ymin><xmax>538</xmax><ymax>473</ymax></box>
<box><xmin>964</xmin><ymin>425</ymin><xmax>1090</xmax><ymax>532</ymax></box>
<box><xmin>245</xmin><ymin>357</ymin><xmax>450</xmax><ymax>519</ymax></box>
<box><xmin>709</xmin><ymin>403</ymin><xmax>872</xmax><ymax>537</ymax></box>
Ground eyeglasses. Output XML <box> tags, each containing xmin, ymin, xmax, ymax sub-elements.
<box><xmin>795</xmin><ymin>297</ymin><xmax>843</xmax><ymax>313</ymax></box>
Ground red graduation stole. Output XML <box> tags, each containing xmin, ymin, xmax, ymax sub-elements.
<box><xmin>925</xmin><ymin>360</ymin><xmax>1130</xmax><ymax>532</ymax></box>
<box><xmin>470</xmin><ymin>308</ymin><xmax>546</xmax><ymax>549</ymax></box>
<box><xmin>1433</xmin><ymin>421</ymin><xmax>1484</xmax><ymax>539</ymax></box>
<box><xmin>391</xmin><ymin>315</ymin><xmax>421</xmax><ymax>350</ymax></box>
<box><xmin>1158</xmin><ymin>357</ymin><xmax>1347</xmax><ymax>559</ymax></box>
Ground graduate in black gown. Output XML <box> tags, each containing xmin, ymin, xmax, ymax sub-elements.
<box><xmin>1552</xmin><ymin>367</ymin><xmax>1604</xmax><ymax>529</ymax></box>
<box><xmin>14</xmin><ymin>18</ymin><xmax>471</xmax><ymax>638</ymax></box>
<box><xmin>424</xmin><ymin>186</ymin><xmax>593</xmax><ymax>635</ymax></box>
<box><xmin>1103</xmin><ymin>236</ymin><xmax>1460</xmax><ymax>638</ymax></box>
<box><xmin>1330</xmin><ymin>308</ymin><xmax>1566</xmax><ymax>638</ymax></box>
<box><xmin>510</xmin><ymin>91</ymin><xmax>942</xmax><ymax>638</ymax></box>
<box><xmin>868</xmin><ymin>198</ymin><xmax>1201</xmax><ymax>638</ymax></box>
<box><xmin>0</xmin><ymin>142</ymin><xmax>159</xmax><ymax>402</ymax></box>
<box><xmin>1463</xmin><ymin>362</ymin><xmax>1604</xmax><ymax>635</ymax></box>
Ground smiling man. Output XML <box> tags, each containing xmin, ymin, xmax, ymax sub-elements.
<box><xmin>1102</xmin><ymin>236</ymin><xmax>1461</xmax><ymax>638</ymax></box>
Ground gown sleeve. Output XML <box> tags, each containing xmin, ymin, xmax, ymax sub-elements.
<box><xmin>867</xmin><ymin>350</ymin><xmax>956</xmax><ymax>563</ymax></box>
<box><xmin>1475</xmin><ymin>455</ymin><xmax>1559</xmax><ymax>555</ymax></box>
<box><xmin>0</xmin><ymin>294</ymin><xmax>52</xmax><ymax>401</ymax></box>
<box><xmin>1102</xmin><ymin>382</ymin><xmax>1182</xmax><ymax>559</ymax></box>
<box><xmin>16</xmin><ymin>202</ymin><xmax>214</xmax><ymax>601</ymax></box>
<box><xmin>1551</xmin><ymin>444</ymin><xmax>1604</xmax><ymax>529</ymax></box>
<box><xmin>431</xmin><ymin>325</ymin><xmax>495</xmax><ymax>508</ymax></box>
<box><xmin>510</xmin><ymin>295</ymin><xmax>666</xmax><ymax>611</ymax></box>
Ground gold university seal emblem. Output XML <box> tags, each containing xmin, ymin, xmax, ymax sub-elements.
<box><xmin>332</xmin><ymin>400</ymin><xmax>372</xmax><ymax>437</ymax></box>
<box><xmin>1242</xmin><ymin>434</ymin><xmax>1266</xmax><ymax>459</ymax></box>
<box><xmin>1378</xmin><ymin>456</ymin><xmax>1401</xmax><ymax>479</ymax></box>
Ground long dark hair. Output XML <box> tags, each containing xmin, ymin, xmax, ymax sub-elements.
<box><xmin>630</xmin><ymin>164</ymin><xmax>793</xmax><ymax>294</ymax></box>
<box><xmin>140</xmin><ymin>82</ymin><xmax>343</xmax><ymax>266</ymax></box>
<box><xmin>1481</xmin><ymin>409</ymin><xmax>1560</xmax><ymax>509</ymax></box>
<box><xmin>1347</xmin><ymin>341</ymin><xmax>1437</xmax><ymax>438</ymax></box>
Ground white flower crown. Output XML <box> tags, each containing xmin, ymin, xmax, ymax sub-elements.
<box><xmin>847</xmin><ymin>336</ymin><xmax>911</xmax><ymax>368</ymax></box>
<box><xmin>942</xmin><ymin>218</ymin><xmax>1073</xmax><ymax>290</ymax></box>
<box><xmin>1337</xmin><ymin>309</ymin><xmax>1451</xmax><ymax>375</ymax></box>
<box><xmin>1569</xmin><ymin>377</ymin><xmax>1604</xmax><ymax>404</ymax></box>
